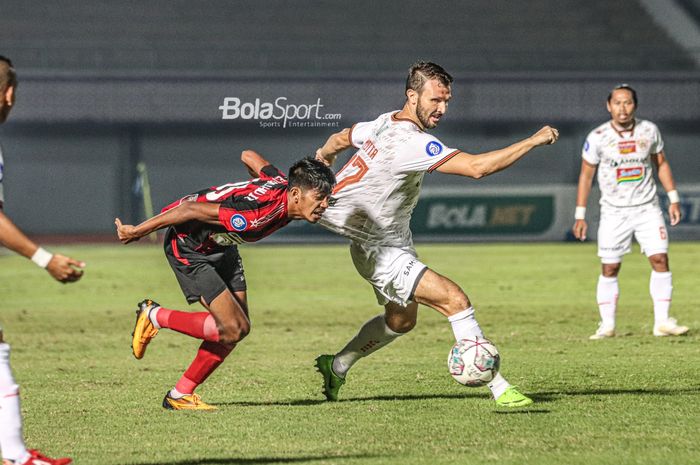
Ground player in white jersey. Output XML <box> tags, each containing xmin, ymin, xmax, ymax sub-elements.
<box><xmin>314</xmin><ymin>61</ymin><xmax>559</xmax><ymax>407</ymax></box>
<box><xmin>572</xmin><ymin>84</ymin><xmax>687</xmax><ymax>340</ymax></box>
<box><xmin>0</xmin><ymin>56</ymin><xmax>83</xmax><ymax>465</ymax></box>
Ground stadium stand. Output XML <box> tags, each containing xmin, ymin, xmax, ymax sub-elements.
<box><xmin>0</xmin><ymin>0</ymin><xmax>696</xmax><ymax>75</ymax></box>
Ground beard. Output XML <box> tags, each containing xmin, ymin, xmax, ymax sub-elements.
<box><xmin>416</xmin><ymin>100</ymin><xmax>439</xmax><ymax>129</ymax></box>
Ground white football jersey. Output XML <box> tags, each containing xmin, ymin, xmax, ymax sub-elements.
<box><xmin>320</xmin><ymin>111</ymin><xmax>460</xmax><ymax>246</ymax></box>
<box><xmin>582</xmin><ymin>119</ymin><xmax>664</xmax><ymax>208</ymax></box>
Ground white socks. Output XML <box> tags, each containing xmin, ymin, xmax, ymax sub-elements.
<box><xmin>596</xmin><ymin>275</ymin><xmax>619</xmax><ymax>329</ymax></box>
<box><xmin>650</xmin><ymin>271</ymin><xmax>673</xmax><ymax>325</ymax></box>
<box><xmin>0</xmin><ymin>343</ymin><xmax>30</xmax><ymax>463</ymax></box>
<box><xmin>447</xmin><ymin>307</ymin><xmax>484</xmax><ymax>339</ymax></box>
<box><xmin>332</xmin><ymin>314</ymin><xmax>403</xmax><ymax>377</ymax></box>
<box><xmin>448</xmin><ymin>307</ymin><xmax>511</xmax><ymax>399</ymax></box>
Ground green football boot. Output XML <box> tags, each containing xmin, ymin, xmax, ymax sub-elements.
<box><xmin>315</xmin><ymin>354</ymin><xmax>345</xmax><ymax>401</ymax></box>
<box><xmin>495</xmin><ymin>386</ymin><xmax>533</xmax><ymax>408</ymax></box>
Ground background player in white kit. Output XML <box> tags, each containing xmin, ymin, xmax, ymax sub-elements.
<box><xmin>0</xmin><ymin>55</ymin><xmax>83</xmax><ymax>465</ymax></box>
<box><xmin>314</xmin><ymin>61</ymin><xmax>559</xmax><ymax>407</ymax></box>
<box><xmin>572</xmin><ymin>84</ymin><xmax>688</xmax><ymax>339</ymax></box>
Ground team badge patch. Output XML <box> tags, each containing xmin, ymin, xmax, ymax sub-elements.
<box><xmin>230</xmin><ymin>214</ymin><xmax>248</xmax><ymax>231</ymax></box>
<box><xmin>584</xmin><ymin>140</ymin><xmax>590</xmax><ymax>152</ymax></box>
<box><xmin>425</xmin><ymin>141</ymin><xmax>443</xmax><ymax>157</ymax></box>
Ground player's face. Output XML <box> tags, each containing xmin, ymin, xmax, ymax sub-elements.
<box><xmin>607</xmin><ymin>89</ymin><xmax>636</xmax><ymax>127</ymax></box>
<box><xmin>0</xmin><ymin>84</ymin><xmax>16</xmax><ymax>124</ymax></box>
<box><xmin>293</xmin><ymin>187</ymin><xmax>331</xmax><ymax>223</ymax></box>
<box><xmin>416</xmin><ymin>79</ymin><xmax>451</xmax><ymax>129</ymax></box>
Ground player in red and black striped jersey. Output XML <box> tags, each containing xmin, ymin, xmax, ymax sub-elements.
<box><xmin>115</xmin><ymin>150</ymin><xmax>335</xmax><ymax>410</ymax></box>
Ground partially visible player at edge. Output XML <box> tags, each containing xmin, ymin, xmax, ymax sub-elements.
<box><xmin>572</xmin><ymin>84</ymin><xmax>688</xmax><ymax>339</ymax></box>
<box><xmin>314</xmin><ymin>61</ymin><xmax>559</xmax><ymax>407</ymax></box>
<box><xmin>0</xmin><ymin>55</ymin><xmax>83</xmax><ymax>465</ymax></box>
<box><xmin>115</xmin><ymin>152</ymin><xmax>334</xmax><ymax>410</ymax></box>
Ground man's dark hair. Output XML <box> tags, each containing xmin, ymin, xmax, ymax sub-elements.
<box><xmin>608</xmin><ymin>83</ymin><xmax>637</xmax><ymax>107</ymax></box>
<box><xmin>406</xmin><ymin>61</ymin><xmax>453</xmax><ymax>94</ymax></box>
<box><xmin>288</xmin><ymin>157</ymin><xmax>336</xmax><ymax>196</ymax></box>
<box><xmin>0</xmin><ymin>55</ymin><xmax>17</xmax><ymax>90</ymax></box>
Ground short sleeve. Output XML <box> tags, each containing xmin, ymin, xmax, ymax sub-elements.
<box><xmin>393</xmin><ymin>133</ymin><xmax>460</xmax><ymax>173</ymax></box>
<box><xmin>260</xmin><ymin>164</ymin><xmax>285</xmax><ymax>180</ymax></box>
<box><xmin>650</xmin><ymin>124</ymin><xmax>664</xmax><ymax>154</ymax></box>
<box><xmin>581</xmin><ymin>135</ymin><xmax>600</xmax><ymax>165</ymax></box>
<box><xmin>348</xmin><ymin>121</ymin><xmax>374</xmax><ymax>149</ymax></box>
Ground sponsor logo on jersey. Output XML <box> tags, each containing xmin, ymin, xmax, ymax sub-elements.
<box><xmin>425</xmin><ymin>141</ymin><xmax>443</xmax><ymax>157</ymax></box>
<box><xmin>616</xmin><ymin>166</ymin><xmax>644</xmax><ymax>183</ymax></box>
<box><xmin>230</xmin><ymin>214</ymin><xmax>248</xmax><ymax>231</ymax></box>
<box><xmin>618</xmin><ymin>140</ymin><xmax>636</xmax><ymax>154</ymax></box>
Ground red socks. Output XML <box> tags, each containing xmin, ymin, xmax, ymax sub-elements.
<box><xmin>155</xmin><ymin>308</ymin><xmax>220</xmax><ymax>342</ymax></box>
<box><xmin>175</xmin><ymin>341</ymin><xmax>234</xmax><ymax>394</ymax></box>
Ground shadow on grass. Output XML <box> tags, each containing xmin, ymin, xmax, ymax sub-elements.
<box><xmin>531</xmin><ymin>386</ymin><xmax>700</xmax><ymax>403</ymax></box>
<box><xmin>129</xmin><ymin>453</ymin><xmax>378</xmax><ymax>465</ymax></box>
<box><xmin>214</xmin><ymin>392</ymin><xmax>489</xmax><ymax>407</ymax></box>
<box><xmin>493</xmin><ymin>409</ymin><xmax>551</xmax><ymax>415</ymax></box>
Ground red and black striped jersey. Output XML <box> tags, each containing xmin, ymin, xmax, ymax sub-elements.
<box><xmin>162</xmin><ymin>164</ymin><xmax>290</xmax><ymax>254</ymax></box>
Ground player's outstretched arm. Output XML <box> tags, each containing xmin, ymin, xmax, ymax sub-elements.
<box><xmin>652</xmin><ymin>151</ymin><xmax>682</xmax><ymax>226</ymax></box>
<box><xmin>572</xmin><ymin>160</ymin><xmax>597</xmax><ymax>241</ymax></box>
<box><xmin>115</xmin><ymin>202</ymin><xmax>221</xmax><ymax>244</ymax></box>
<box><xmin>241</xmin><ymin>149</ymin><xmax>271</xmax><ymax>177</ymax></box>
<box><xmin>0</xmin><ymin>210</ymin><xmax>85</xmax><ymax>283</ymax></box>
<box><xmin>435</xmin><ymin>126</ymin><xmax>559</xmax><ymax>179</ymax></box>
<box><xmin>315</xmin><ymin>127</ymin><xmax>352</xmax><ymax>167</ymax></box>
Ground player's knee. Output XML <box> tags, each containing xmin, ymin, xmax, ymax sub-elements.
<box><xmin>602</xmin><ymin>263</ymin><xmax>621</xmax><ymax>277</ymax></box>
<box><xmin>219</xmin><ymin>320</ymin><xmax>251</xmax><ymax>345</ymax></box>
<box><xmin>387</xmin><ymin>316</ymin><xmax>416</xmax><ymax>334</ymax></box>
<box><xmin>649</xmin><ymin>253</ymin><xmax>668</xmax><ymax>270</ymax></box>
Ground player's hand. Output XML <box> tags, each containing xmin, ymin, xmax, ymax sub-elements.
<box><xmin>572</xmin><ymin>219</ymin><xmax>588</xmax><ymax>241</ymax></box>
<box><xmin>46</xmin><ymin>254</ymin><xmax>85</xmax><ymax>283</ymax></box>
<box><xmin>115</xmin><ymin>218</ymin><xmax>141</xmax><ymax>244</ymax></box>
<box><xmin>315</xmin><ymin>148</ymin><xmax>335</xmax><ymax>167</ymax></box>
<box><xmin>668</xmin><ymin>202</ymin><xmax>682</xmax><ymax>226</ymax></box>
<box><xmin>531</xmin><ymin>126</ymin><xmax>559</xmax><ymax>146</ymax></box>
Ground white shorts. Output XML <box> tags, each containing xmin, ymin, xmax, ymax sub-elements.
<box><xmin>349</xmin><ymin>241</ymin><xmax>428</xmax><ymax>307</ymax></box>
<box><xmin>597</xmin><ymin>202</ymin><xmax>668</xmax><ymax>264</ymax></box>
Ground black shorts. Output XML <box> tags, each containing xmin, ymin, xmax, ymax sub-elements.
<box><xmin>164</xmin><ymin>229</ymin><xmax>247</xmax><ymax>305</ymax></box>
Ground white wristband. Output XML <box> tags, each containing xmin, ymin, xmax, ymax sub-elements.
<box><xmin>574</xmin><ymin>206</ymin><xmax>586</xmax><ymax>220</ymax></box>
<box><xmin>667</xmin><ymin>190</ymin><xmax>680</xmax><ymax>204</ymax></box>
<box><xmin>31</xmin><ymin>247</ymin><xmax>53</xmax><ymax>268</ymax></box>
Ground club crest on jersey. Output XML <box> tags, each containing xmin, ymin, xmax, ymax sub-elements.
<box><xmin>426</xmin><ymin>141</ymin><xmax>443</xmax><ymax>157</ymax></box>
<box><xmin>618</xmin><ymin>140</ymin><xmax>636</xmax><ymax>154</ymax></box>
<box><xmin>616</xmin><ymin>166</ymin><xmax>644</xmax><ymax>183</ymax></box>
<box><xmin>230</xmin><ymin>214</ymin><xmax>248</xmax><ymax>231</ymax></box>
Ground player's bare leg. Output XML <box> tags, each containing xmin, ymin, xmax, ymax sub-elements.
<box><xmin>647</xmin><ymin>253</ymin><xmax>687</xmax><ymax>336</ymax></box>
<box><xmin>591</xmin><ymin>262</ymin><xmax>621</xmax><ymax>340</ymax></box>
<box><xmin>413</xmin><ymin>269</ymin><xmax>532</xmax><ymax>407</ymax></box>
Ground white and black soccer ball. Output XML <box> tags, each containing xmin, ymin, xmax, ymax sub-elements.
<box><xmin>447</xmin><ymin>337</ymin><xmax>500</xmax><ymax>387</ymax></box>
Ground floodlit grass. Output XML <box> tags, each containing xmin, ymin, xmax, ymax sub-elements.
<box><xmin>0</xmin><ymin>242</ymin><xmax>698</xmax><ymax>465</ymax></box>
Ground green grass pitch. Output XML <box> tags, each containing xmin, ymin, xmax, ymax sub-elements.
<box><xmin>0</xmin><ymin>242</ymin><xmax>698</xmax><ymax>465</ymax></box>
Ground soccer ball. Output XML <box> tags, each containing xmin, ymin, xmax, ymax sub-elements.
<box><xmin>447</xmin><ymin>337</ymin><xmax>500</xmax><ymax>387</ymax></box>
